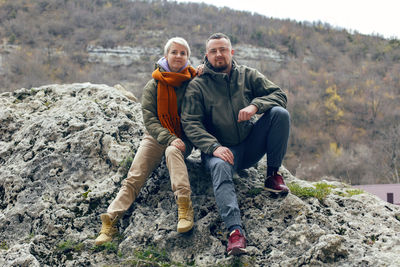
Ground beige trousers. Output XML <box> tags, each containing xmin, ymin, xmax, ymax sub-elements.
<box><xmin>107</xmin><ymin>133</ymin><xmax>191</xmax><ymax>219</ymax></box>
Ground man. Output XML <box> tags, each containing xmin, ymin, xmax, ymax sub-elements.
<box><xmin>181</xmin><ymin>33</ymin><xmax>290</xmax><ymax>256</ymax></box>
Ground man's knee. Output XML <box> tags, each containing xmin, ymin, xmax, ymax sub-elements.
<box><xmin>209</xmin><ymin>159</ymin><xmax>234</xmax><ymax>187</ymax></box>
<box><xmin>271</xmin><ymin>106</ymin><xmax>290</xmax><ymax>122</ymax></box>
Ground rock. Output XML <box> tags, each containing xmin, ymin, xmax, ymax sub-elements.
<box><xmin>113</xmin><ymin>84</ymin><xmax>138</xmax><ymax>102</ymax></box>
<box><xmin>1</xmin><ymin>83</ymin><xmax>400</xmax><ymax>266</ymax></box>
<box><xmin>87</xmin><ymin>45</ymin><xmax>162</xmax><ymax>67</ymax></box>
<box><xmin>234</xmin><ymin>44</ymin><xmax>285</xmax><ymax>72</ymax></box>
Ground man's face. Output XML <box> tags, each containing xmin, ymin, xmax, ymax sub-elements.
<box><xmin>206</xmin><ymin>38</ymin><xmax>234</xmax><ymax>72</ymax></box>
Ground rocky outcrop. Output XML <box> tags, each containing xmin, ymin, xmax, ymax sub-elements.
<box><xmin>0</xmin><ymin>83</ymin><xmax>400</xmax><ymax>266</ymax></box>
<box><xmin>86</xmin><ymin>45</ymin><xmax>202</xmax><ymax>68</ymax></box>
<box><xmin>234</xmin><ymin>44</ymin><xmax>285</xmax><ymax>72</ymax></box>
<box><xmin>86</xmin><ymin>44</ymin><xmax>283</xmax><ymax>71</ymax></box>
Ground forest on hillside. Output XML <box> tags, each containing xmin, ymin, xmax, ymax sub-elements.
<box><xmin>0</xmin><ymin>0</ymin><xmax>399</xmax><ymax>185</ymax></box>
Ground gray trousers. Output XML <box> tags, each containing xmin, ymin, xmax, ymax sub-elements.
<box><xmin>202</xmin><ymin>106</ymin><xmax>290</xmax><ymax>230</ymax></box>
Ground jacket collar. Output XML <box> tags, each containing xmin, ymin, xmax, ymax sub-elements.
<box><xmin>203</xmin><ymin>57</ymin><xmax>237</xmax><ymax>79</ymax></box>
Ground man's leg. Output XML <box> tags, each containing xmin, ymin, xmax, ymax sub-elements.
<box><xmin>239</xmin><ymin>106</ymin><xmax>290</xmax><ymax>192</ymax></box>
<box><xmin>203</xmin><ymin>153</ymin><xmax>247</xmax><ymax>255</ymax></box>
<box><xmin>203</xmin><ymin>154</ymin><xmax>242</xmax><ymax>230</ymax></box>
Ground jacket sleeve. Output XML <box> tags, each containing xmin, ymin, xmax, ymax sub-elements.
<box><xmin>181</xmin><ymin>79</ymin><xmax>221</xmax><ymax>154</ymax></box>
<box><xmin>246</xmin><ymin>67</ymin><xmax>287</xmax><ymax>113</ymax></box>
<box><xmin>141</xmin><ymin>79</ymin><xmax>177</xmax><ymax>145</ymax></box>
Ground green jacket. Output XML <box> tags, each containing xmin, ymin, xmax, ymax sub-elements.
<box><xmin>181</xmin><ymin>60</ymin><xmax>287</xmax><ymax>154</ymax></box>
<box><xmin>141</xmin><ymin>67</ymin><xmax>192</xmax><ymax>146</ymax></box>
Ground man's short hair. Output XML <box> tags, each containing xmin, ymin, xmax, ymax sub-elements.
<box><xmin>164</xmin><ymin>37</ymin><xmax>191</xmax><ymax>58</ymax></box>
<box><xmin>206</xmin><ymin>33</ymin><xmax>232</xmax><ymax>49</ymax></box>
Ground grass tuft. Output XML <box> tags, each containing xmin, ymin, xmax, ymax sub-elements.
<box><xmin>288</xmin><ymin>182</ymin><xmax>333</xmax><ymax>202</ymax></box>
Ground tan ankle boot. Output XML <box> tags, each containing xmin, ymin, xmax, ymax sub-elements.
<box><xmin>94</xmin><ymin>213</ymin><xmax>118</xmax><ymax>245</ymax></box>
<box><xmin>176</xmin><ymin>196</ymin><xmax>194</xmax><ymax>233</ymax></box>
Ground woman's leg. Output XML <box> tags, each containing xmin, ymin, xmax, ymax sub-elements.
<box><xmin>107</xmin><ymin>134</ymin><xmax>165</xmax><ymax>219</ymax></box>
<box><xmin>165</xmin><ymin>145</ymin><xmax>193</xmax><ymax>232</ymax></box>
<box><xmin>165</xmin><ymin>145</ymin><xmax>191</xmax><ymax>198</ymax></box>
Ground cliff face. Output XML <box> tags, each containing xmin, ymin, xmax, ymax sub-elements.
<box><xmin>0</xmin><ymin>84</ymin><xmax>400</xmax><ymax>267</ymax></box>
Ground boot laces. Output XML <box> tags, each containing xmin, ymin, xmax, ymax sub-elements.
<box><xmin>100</xmin><ymin>217</ymin><xmax>117</xmax><ymax>235</ymax></box>
<box><xmin>178</xmin><ymin>204</ymin><xmax>189</xmax><ymax>220</ymax></box>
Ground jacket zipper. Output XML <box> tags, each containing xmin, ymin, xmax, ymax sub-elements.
<box><xmin>226</xmin><ymin>76</ymin><xmax>241</xmax><ymax>142</ymax></box>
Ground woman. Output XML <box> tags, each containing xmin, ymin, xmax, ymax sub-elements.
<box><xmin>95</xmin><ymin>37</ymin><xmax>196</xmax><ymax>245</ymax></box>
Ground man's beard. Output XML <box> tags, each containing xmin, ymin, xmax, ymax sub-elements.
<box><xmin>211</xmin><ymin>63</ymin><xmax>229</xmax><ymax>72</ymax></box>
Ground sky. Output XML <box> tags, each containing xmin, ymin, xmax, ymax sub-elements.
<box><xmin>174</xmin><ymin>0</ymin><xmax>400</xmax><ymax>39</ymax></box>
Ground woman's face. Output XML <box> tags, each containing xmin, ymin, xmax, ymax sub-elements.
<box><xmin>166</xmin><ymin>42</ymin><xmax>188</xmax><ymax>72</ymax></box>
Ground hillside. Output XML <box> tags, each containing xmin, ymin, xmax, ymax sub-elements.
<box><xmin>0</xmin><ymin>0</ymin><xmax>399</xmax><ymax>184</ymax></box>
<box><xmin>1</xmin><ymin>84</ymin><xmax>400</xmax><ymax>266</ymax></box>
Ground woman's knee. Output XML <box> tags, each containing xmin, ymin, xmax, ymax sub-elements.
<box><xmin>165</xmin><ymin>145</ymin><xmax>182</xmax><ymax>158</ymax></box>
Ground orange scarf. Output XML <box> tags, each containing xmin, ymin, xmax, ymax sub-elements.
<box><xmin>152</xmin><ymin>65</ymin><xmax>196</xmax><ymax>138</ymax></box>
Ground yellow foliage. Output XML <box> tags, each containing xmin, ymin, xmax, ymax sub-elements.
<box><xmin>192</xmin><ymin>25</ymin><xmax>201</xmax><ymax>32</ymax></box>
<box><xmin>345</xmin><ymin>87</ymin><xmax>357</xmax><ymax>96</ymax></box>
<box><xmin>324</xmin><ymin>85</ymin><xmax>344</xmax><ymax>122</ymax></box>
<box><xmin>353</xmin><ymin>128</ymin><xmax>367</xmax><ymax>139</ymax></box>
<box><xmin>383</xmin><ymin>92</ymin><xmax>395</xmax><ymax>100</ymax></box>
<box><xmin>330</xmin><ymin>142</ymin><xmax>342</xmax><ymax>156</ymax></box>
<box><xmin>365</xmin><ymin>79</ymin><xmax>375</xmax><ymax>88</ymax></box>
<box><xmin>105</xmin><ymin>1</ymin><xmax>112</xmax><ymax>8</ymax></box>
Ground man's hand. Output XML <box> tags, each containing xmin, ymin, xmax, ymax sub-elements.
<box><xmin>238</xmin><ymin>104</ymin><xmax>258</xmax><ymax>122</ymax></box>
<box><xmin>213</xmin><ymin>146</ymin><xmax>234</xmax><ymax>165</ymax></box>
<box><xmin>171</xmin><ymin>138</ymin><xmax>186</xmax><ymax>153</ymax></box>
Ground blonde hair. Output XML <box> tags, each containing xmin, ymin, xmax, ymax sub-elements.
<box><xmin>164</xmin><ymin>37</ymin><xmax>191</xmax><ymax>58</ymax></box>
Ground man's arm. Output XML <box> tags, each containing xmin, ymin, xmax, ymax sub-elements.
<box><xmin>246</xmin><ymin>68</ymin><xmax>287</xmax><ymax>113</ymax></box>
<box><xmin>181</xmin><ymin>80</ymin><xmax>221</xmax><ymax>155</ymax></box>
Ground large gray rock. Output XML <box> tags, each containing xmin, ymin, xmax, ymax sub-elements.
<box><xmin>0</xmin><ymin>83</ymin><xmax>399</xmax><ymax>266</ymax></box>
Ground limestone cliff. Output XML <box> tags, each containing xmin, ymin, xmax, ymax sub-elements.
<box><xmin>0</xmin><ymin>83</ymin><xmax>399</xmax><ymax>266</ymax></box>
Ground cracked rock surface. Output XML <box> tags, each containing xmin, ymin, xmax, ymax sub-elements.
<box><xmin>1</xmin><ymin>83</ymin><xmax>400</xmax><ymax>266</ymax></box>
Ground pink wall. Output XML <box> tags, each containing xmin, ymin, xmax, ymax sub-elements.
<box><xmin>353</xmin><ymin>184</ymin><xmax>400</xmax><ymax>205</ymax></box>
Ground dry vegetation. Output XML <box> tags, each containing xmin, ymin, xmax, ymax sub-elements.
<box><xmin>0</xmin><ymin>0</ymin><xmax>399</xmax><ymax>185</ymax></box>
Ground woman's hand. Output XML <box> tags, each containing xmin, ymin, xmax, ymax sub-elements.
<box><xmin>171</xmin><ymin>138</ymin><xmax>186</xmax><ymax>153</ymax></box>
<box><xmin>196</xmin><ymin>64</ymin><xmax>205</xmax><ymax>76</ymax></box>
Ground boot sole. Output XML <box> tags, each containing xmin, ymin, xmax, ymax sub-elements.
<box><xmin>265</xmin><ymin>187</ymin><xmax>289</xmax><ymax>194</ymax></box>
<box><xmin>177</xmin><ymin>225</ymin><xmax>194</xmax><ymax>233</ymax></box>
<box><xmin>228</xmin><ymin>247</ymin><xmax>247</xmax><ymax>256</ymax></box>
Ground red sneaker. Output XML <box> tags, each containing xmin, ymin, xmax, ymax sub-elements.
<box><xmin>265</xmin><ymin>172</ymin><xmax>289</xmax><ymax>194</ymax></box>
<box><xmin>227</xmin><ymin>229</ymin><xmax>247</xmax><ymax>256</ymax></box>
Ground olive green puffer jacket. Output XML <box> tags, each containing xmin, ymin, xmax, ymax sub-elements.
<box><xmin>181</xmin><ymin>60</ymin><xmax>287</xmax><ymax>154</ymax></box>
